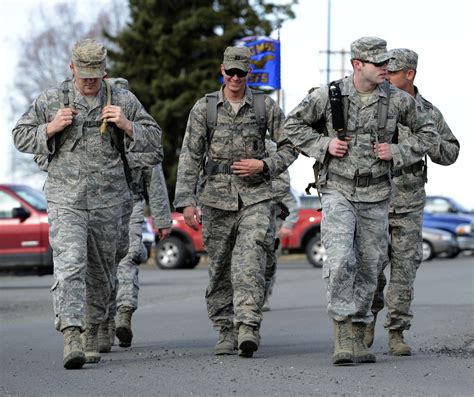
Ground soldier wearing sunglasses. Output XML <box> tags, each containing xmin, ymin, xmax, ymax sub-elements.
<box><xmin>174</xmin><ymin>46</ymin><xmax>297</xmax><ymax>358</ymax></box>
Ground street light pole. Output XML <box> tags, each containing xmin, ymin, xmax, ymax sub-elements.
<box><xmin>326</xmin><ymin>0</ymin><xmax>331</xmax><ymax>84</ymax></box>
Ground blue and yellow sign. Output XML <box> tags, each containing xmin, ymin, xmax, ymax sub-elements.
<box><xmin>237</xmin><ymin>36</ymin><xmax>281</xmax><ymax>90</ymax></box>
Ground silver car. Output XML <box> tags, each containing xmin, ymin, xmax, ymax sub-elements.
<box><xmin>422</xmin><ymin>227</ymin><xmax>458</xmax><ymax>261</ymax></box>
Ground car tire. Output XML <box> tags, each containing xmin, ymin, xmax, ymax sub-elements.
<box><xmin>183</xmin><ymin>255</ymin><xmax>201</xmax><ymax>269</ymax></box>
<box><xmin>445</xmin><ymin>248</ymin><xmax>460</xmax><ymax>259</ymax></box>
<box><xmin>155</xmin><ymin>236</ymin><xmax>189</xmax><ymax>269</ymax></box>
<box><xmin>305</xmin><ymin>234</ymin><xmax>326</xmax><ymax>268</ymax></box>
<box><xmin>422</xmin><ymin>240</ymin><xmax>434</xmax><ymax>261</ymax></box>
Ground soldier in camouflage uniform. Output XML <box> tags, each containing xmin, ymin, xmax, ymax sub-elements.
<box><xmin>174</xmin><ymin>46</ymin><xmax>297</xmax><ymax>358</ymax></box>
<box><xmin>99</xmin><ymin>163</ymin><xmax>172</xmax><ymax>352</ymax></box>
<box><xmin>12</xmin><ymin>39</ymin><xmax>162</xmax><ymax>369</ymax></box>
<box><xmin>263</xmin><ymin>138</ymin><xmax>299</xmax><ymax>311</ymax></box>
<box><xmin>284</xmin><ymin>37</ymin><xmax>438</xmax><ymax>365</ymax></box>
<box><xmin>366</xmin><ymin>49</ymin><xmax>460</xmax><ymax>355</ymax></box>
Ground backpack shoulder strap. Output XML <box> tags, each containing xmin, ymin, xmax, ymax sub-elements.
<box><xmin>205</xmin><ymin>91</ymin><xmax>219</xmax><ymax>146</ymax></box>
<box><xmin>252</xmin><ymin>90</ymin><xmax>267</xmax><ymax>140</ymax></box>
<box><xmin>59</xmin><ymin>78</ymin><xmax>73</xmax><ymax>109</ymax></box>
<box><xmin>377</xmin><ymin>80</ymin><xmax>390</xmax><ymax>130</ymax></box>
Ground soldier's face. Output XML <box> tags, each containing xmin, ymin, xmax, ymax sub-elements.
<box><xmin>387</xmin><ymin>69</ymin><xmax>413</xmax><ymax>93</ymax></box>
<box><xmin>70</xmin><ymin>64</ymin><xmax>102</xmax><ymax>96</ymax></box>
<box><xmin>360</xmin><ymin>61</ymin><xmax>388</xmax><ymax>84</ymax></box>
<box><xmin>221</xmin><ymin>65</ymin><xmax>248</xmax><ymax>94</ymax></box>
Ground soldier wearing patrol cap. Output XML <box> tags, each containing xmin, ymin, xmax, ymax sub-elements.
<box><xmin>174</xmin><ymin>46</ymin><xmax>297</xmax><ymax>358</ymax></box>
<box><xmin>12</xmin><ymin>38</ymin><xmax>162</xmax><ymax>369</ymax></box>
<box><xmin>367</xmin><ymin>48</ymin><xmax>460</xmax><ymax>355</ymax></box>
<box><xmin>285</xmin><ymin>37</ymin><xmax>438</xmax><ymax>365</ymax></box>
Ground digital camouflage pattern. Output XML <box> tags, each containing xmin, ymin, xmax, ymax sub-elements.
<box><xmin>49</xmin><ymin>200</ymin><xmax>132</xmax><ymax>331</ymax></box>
<box><xmin>12</xmin><ymin>76</ymin><xmax>162</xmax><ymax>333</ymax></box>
<box><xmin>174</xmin><ymin>86</ymin><xmax>297</xmax><ymax>211</ymax></box>
<box><xmin>285</xmin><ymin>75</ymin><xmax>438</xmax><ymax>203</ymax></box>
<box><xmin>72</xmin><ymin>38</ymin><xmax>107</xmax><ymax>79</ymax></box>
<box><xmin>350</xmin><ymin>37</ymin><xmax>393</xmax><ymax>63</ymax></box>
<box><xmin>175</xmin><ymin>86</ymin><xmax>295</xmax><ymax>333</ymax></box>
<box><xmin>223</xmin><ymin>46</ymin><xmax>251</xmax><ymax>71</ymax></box>
<box><xmin>285</xmin><ymin>72</ymin><xmax>438</xmax><ymax>323</ymax></box>
<box><xmin>146</xmin><ymin>164</ymin><xmax>173</xmax><ymax>230</ymax></box>
<box><xmin>202</xmin><ymin>201</ymin><xmax>272</xmax><ymax>329</ymax></box>
<box><xmin>321</xmin><ymin>191</ymin><xmax>389</xmax><ymax>322</ymax></box>
<box><xmin>110</xmin><ymin>163</ymin><xmax>172</xmax><ymax>317</ymax></box>
<box><xmin>13</xmin><ymin>80</ymin><xmax>162</xmax><ymax>209</ymax></box>
<box><xmin>372</xmin><ymin>88</ymin><xmax>459</xmax><ymax>330</ymax></box>
<box><xmin>387</xmin><ymin>48</ymin><xmax>418</xmax><ymax>72</ymax></box>
<box><xmin>263</xmin><ymin>138</ymin><xmax>298</xmax><ymax>300</ymax></box>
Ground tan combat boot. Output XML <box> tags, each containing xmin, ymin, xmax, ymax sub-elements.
<box><xmin>81</xmin><ymin>323</ymin><xmax>101</xmax><ymax>363</ymax></box>
<box><xmin>364</xmin><ymin>314</ymin><xmax>377</xmax><ymax>348</ymax></box>
<box><xmin>352</xmin><ymin>322</ymin><xmax>376</xmax><ymax>363</ymax></box>
<box><xmin>389</xmin><ymin>330</ymin><xmax>412</xmax><ymax>356</ymax></box>
<box><xmin>214</xmin><ymin>326</ymin><xmax>238</xmax><ymax>355</ymax></box>
<box><xmin>332</xmin><ymin>319</ymin><xmax>354</xmax><ymax>365</ymax></box>
<box><xmin>63</xmin><ymin>326</ymin><xmax>86</xmax><ymax>369</ymax></box>
<box><xmin>98</xmin><ymin>320</ymin><xmax>111</xmax><ymax>353</ymax></box>
<box><xmin>238</xmin><ymin>324</ymin><xmax>260</xmax><ymax>358</ymax></box>
<box><xmin>116</xmin><ymin>306</ymin><xmax>134</xmax><ymax>348</ymax></box>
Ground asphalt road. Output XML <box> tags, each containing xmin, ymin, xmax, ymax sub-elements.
<box><xmin>1</xmin><ymin>255</ymin><xmax>473</xmax><ymax>397</ymax></box>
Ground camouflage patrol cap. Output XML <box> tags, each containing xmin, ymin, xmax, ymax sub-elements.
<box><xmin>72</xmin><ymin>39</ymin><xmax>107</xmax><ymax>79</ymax></box>
<box><xmin>388</xmin><ymin>48</ymin><xmax>418</xmax><ymax>72</ymax></box>
<box><xmin>350</xmin><ymin>36</ymin><xmax>392</xmax><ymax>63</ymax></box>
<box><xmin>223</xmin><ymin>46</ymin><xmax>251</xmax><ymax>71</ymax></box>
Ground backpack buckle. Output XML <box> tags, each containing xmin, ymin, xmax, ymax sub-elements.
<box><xmin>355</xmin><ymin>172</ymin><xmax>372</xmax><ymax>187</ymax></box>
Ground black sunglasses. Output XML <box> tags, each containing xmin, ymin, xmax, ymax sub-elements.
<box><xmin>224</xmin><ymin>69</ymin><xmax>248</xmax><ymax>78</ymax></box>
<box><xmin>360</xmin><ymin>60</ymin><xmax>389</xmax><ymax>67</ymax></box>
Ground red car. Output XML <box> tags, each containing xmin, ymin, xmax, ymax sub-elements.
<box><xmin>154</xmin><ymin>195</ymin><xmax>326</xmax><ymax>269</ymax></box>
<box><xmin>0</xmin><ymin>184</ymin><xmax>53</xmax><ymax>273</ymax></box>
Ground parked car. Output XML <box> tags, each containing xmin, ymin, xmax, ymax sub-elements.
<box><xmin>154</xmin><ymin>212</ymin><xmax>204</xmax><ymax>270</ymax></box>
<box><xmin>0</xmin><ymin>184</ymin><xmax>52</xmax><ymax>274</ymax></box>
<box><xmin>281</xmin><ymin>195</ymin><xmax>325</xmax><ymax>267</ymax></box>
<box><xmin>154</xmin><ymin>195</ymin><xmax>326</xmax><ymax>269</ymax></box>
<box><xmin>422</xmin><ymin>227</ymin><xmax>458</xmax><ymax>261</ymax></box>
<box><xmin>423</xmin><ymin>196</ymin><xmax>474</xmax><ymax>257</ymax></box>
<box><xmin>141</xmin><ymin>217</ymin><xmax>155</xmax><ymax>261</ymax></box>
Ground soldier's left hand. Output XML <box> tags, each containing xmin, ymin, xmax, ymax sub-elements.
<box><xmin>157</xmin><ymin>227</ymin><xmax>171</xmax><ymax>240</ymax></box>
<box><xmin>374</xmin><ymin>142</ymin><xmax>393</xmax><ymax>160</ymax></box>
<box><xmin>102</xmin><ymin>105</ymin><xmax>133</xmax><ymax>136</ymax></box>
<box><xmin>231</xmin><ymin>159</ymin><xmax>264</xmax><ymax>177</ymax></box>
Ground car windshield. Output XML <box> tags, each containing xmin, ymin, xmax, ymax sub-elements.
<box><xmin>11</xmin><ymin>185</ymin><xmax>47</xmax><ymax>211</ymax></box>
<box><xmin>426</xmin><ymin>197</ymin><xmax>472</xmax><ymax>214</ymax></box>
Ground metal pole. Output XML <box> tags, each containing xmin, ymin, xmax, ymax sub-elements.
<box><xmin>326</xmin><ymin>0</ymin><xmax>331</xmax><ymax>84</ymax></box>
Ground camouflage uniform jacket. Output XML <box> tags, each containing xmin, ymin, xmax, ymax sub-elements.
<box><xmin>145</xmin><ymin>164</ymin><xmax>172</xmax><ymax>229</ymax></box>
<box><xmin>285</xmin><ymin>75</ymin><xmax>439</xmax><ymax>203</ymax></box>
<box><xmin>12</xmin><ymin>80</ymin><xmax>162</xmax><ymax>209</ymax></box>
<box><xmin>174</xmin><ymin>86</ymin><xmax>297</xmax><ymax>211</ymax></box>
<box><xmin>390</xmin><ymin>87</ymin><xmax>460</xmax><ymax>213</ymax></box>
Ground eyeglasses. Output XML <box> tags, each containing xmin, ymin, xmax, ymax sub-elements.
<box><xmin>360</xmin><ymin>60</ymin><xmax>389</xmax><ymax>67</ymax></box>
<box><xmin>224</xmin><ymin>69</ymin><xmax>248</xmax><ymax>78</ymax></box>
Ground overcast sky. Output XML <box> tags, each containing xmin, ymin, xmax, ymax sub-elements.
<box><xmin>1</xmin><ymin>0</ymin><xmax>473</xmax><ymax>209</ymax></box>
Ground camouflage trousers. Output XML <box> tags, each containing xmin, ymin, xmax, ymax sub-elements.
<box><xmin>264</xmin><ymin>204</ymin><xmax>283</xmax><ymax>300</ymax></box>
<box><xmin>371</xmin><ymin>207</ymin><xmax>424</xmax><ymax>330</ymax></box>
<box><xmin>202</xmin><ymin>201</ymin><xmax>272</xmax><ymax>329</ymax></box>
<box><xmin>108</xmin><ymin>198</ymin><xmax>146</xmax><ymax>318</ymax></box>
<box><xmin>48</xmin><ymin>201</ymin><xmax>132</xmax><ymax>332</ymax></box>
<box><xmin>321</xmin><ymin>190</ymin><xmax>389</xmax><ymax>323</ymax></box>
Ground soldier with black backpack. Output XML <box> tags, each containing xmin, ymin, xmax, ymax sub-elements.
<box><xmin>285</xmin><ymin>37</ymin><xmax>438</xmax><ymax>366</ymax></box>
<box><xmin>174</xmin><ymin>46</ymin><xmax>297</xmax><ymax>358</ymax></box>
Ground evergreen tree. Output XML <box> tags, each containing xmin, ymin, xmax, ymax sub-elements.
<box><xmin>107</xmin><ymin>0</ymin><xmax>296</xmax><ymax>200</ymax></box>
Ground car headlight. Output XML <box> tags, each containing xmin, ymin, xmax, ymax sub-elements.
<box><xmin>440</xmin><ymin>234</ymin><xmax>454</xmax><ymax>241</ymax></box>
<box><xmin>455</xmin><ymin>224</ymin><xmax>472</xmax><ymax>235</ymax></box>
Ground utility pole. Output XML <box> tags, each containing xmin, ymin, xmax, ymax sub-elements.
<box><xmin>319</xmin><ymin>0</ymin><xmax>350</xmax><ymax>84</ymax></box>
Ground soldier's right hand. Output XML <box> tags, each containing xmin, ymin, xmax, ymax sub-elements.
<box><xmin>328</xmin><ymin>138</ymin><xmax>348</xmax><ymax>157</ymax></box>
<box><xmin>183</xmin><ymin>206</ymin><xmax>201</xmax><ymax>231</ymax></box>
<box><xmin>47</xmin><ymin>108</ymin><xmax>78</xmax><ymax>138</ymax></box>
